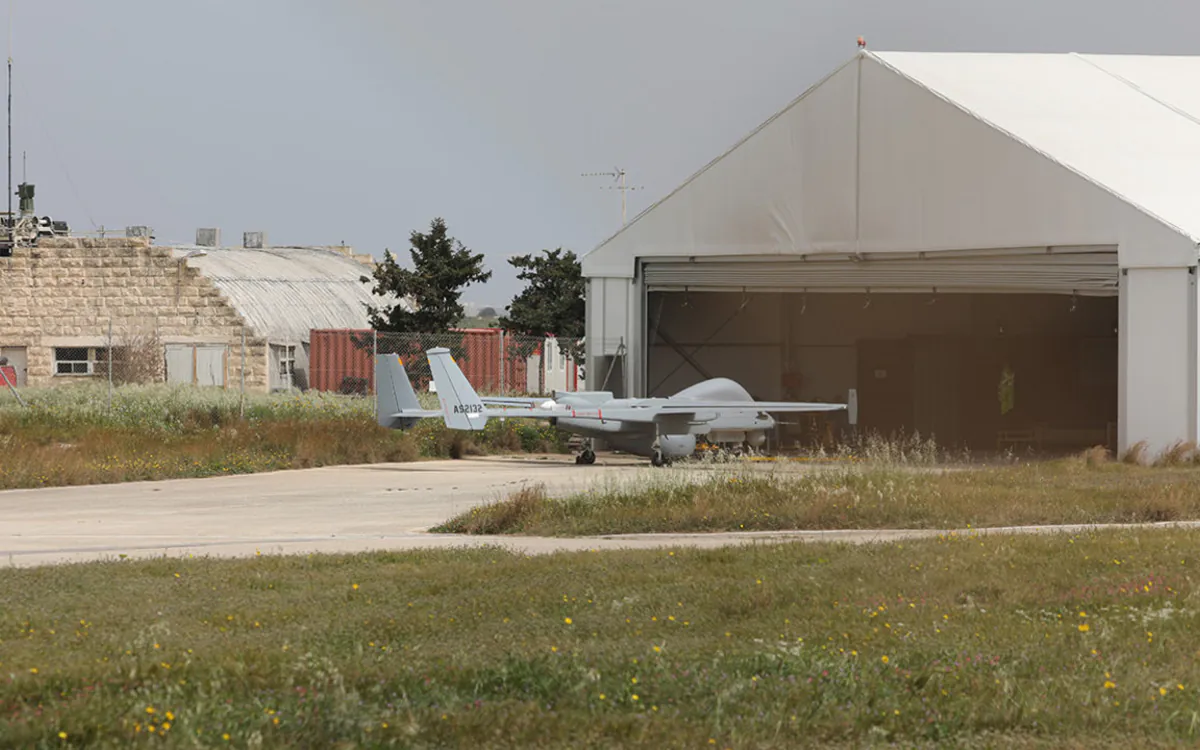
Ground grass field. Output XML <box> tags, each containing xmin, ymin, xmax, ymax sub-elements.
<box><xmin>1</xmin><ymin>529</ymin><xmax>1198</xmax><ymax>747</ymax></box>
<box><xmin>435</xmin><ymin>458</ymin><xmax>1200</xmax><ymax>536</ymax></box>
<box><xmin>0</xmin><ymin>383</ymin><xmax>568</xmax><ymax>489</ymax></box>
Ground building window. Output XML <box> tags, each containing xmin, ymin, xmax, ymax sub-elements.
<box><xmin>272</xmin><ymin>344</ymin><xmax>296</xmax><ymax>389</ymax></box>
<box><xmin>54</xmin><ymin>347</ymin><xmax>109</xmax><ymax>376</ymax></box>
<box><xmin>279</xmin><ymin>345</ymin><xmax>295</xmax><ymax>380</ymax></box>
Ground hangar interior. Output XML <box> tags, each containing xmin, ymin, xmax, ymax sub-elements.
<box><xmin>645</xmin><ymin>286</ymin><xmax>1118</xmax><ymax>453</ymax></box>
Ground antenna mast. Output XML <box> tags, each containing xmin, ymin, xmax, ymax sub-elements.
<box><xmin>582</xmin><ymin>168</ymin><xmax>642</xmax><ymax>226</ymax></box>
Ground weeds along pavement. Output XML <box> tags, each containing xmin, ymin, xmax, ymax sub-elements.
<box><xmin>438</xmin><ymin>450</ymin><xmax>1200</xmax><ymax>538</ymax></box>
<box><xmin>0</xmin><ymin>383</ymin><xmax>571</xmax><ymax>490</ymax></box>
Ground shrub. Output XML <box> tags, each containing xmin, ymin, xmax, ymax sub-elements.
<box><xmin>1155</xmin><ymin>440</ymin><xmax>1200</xmax><ymax>467</ymax></box>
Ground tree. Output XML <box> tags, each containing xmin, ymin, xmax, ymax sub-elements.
<box><xmin>498</xmin><ymin>248</ymin><xmax>585</xmax><ymax>365</ymax></box>
<box><xmin>356</xmin><ymin>218</ymin><xmax>492</xmax><ymax>389</ymax></box>
<box><xmin>361</xmin><ymin>217</ymin><xmax>492</xmax><ymax>333</ymax></box>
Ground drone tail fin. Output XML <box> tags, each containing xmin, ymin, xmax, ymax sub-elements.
<box><xmin>374</xmin><ymin>353</ymin><xmax>428</xmax><ymax>430</ymax></box>
<box><xmin>426</xmin><ymin>347</ymin><xmax>489</xmax><ymax>431</ymax></box>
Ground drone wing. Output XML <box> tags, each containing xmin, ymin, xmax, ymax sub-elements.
<box><xmin>425</xmin><ymin>347</ymin><xmax>846</xmax><ymax>434</ymax></box>
<box><xmin>656</xmin><ymin>401</ymin><xmax>847</xmax><ymax>413</ymax></box>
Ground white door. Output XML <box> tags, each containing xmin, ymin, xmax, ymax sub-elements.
<box><xmin>165</xmin><ymin>345</ymin><xmax>194</xmax><ymax>385</ymax></box>
<box><xmin>165</xmin><ymin>344</ymin><xmax>227</xmax><ymax>387</ymax></box>
<box><xmin>196</xmin><ymin>346</ymin><xmax>227</xmax><ymax>387</ymax></box>
<box><xmin>526</xmin><ymin>354</ymin><xmax>541</xmax><ymax>393</ymax></box>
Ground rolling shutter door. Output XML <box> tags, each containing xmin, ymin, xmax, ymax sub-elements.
<box><xmin>642</xmin><ymin>248</ymin><xmax>1118</xmax><ymax>296</ymax></box>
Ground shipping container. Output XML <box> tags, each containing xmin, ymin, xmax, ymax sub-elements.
<box><xmin>308</xmin><ymin>328</ymin><xmax>549</xmax><ymax>396</ymax></box>
<box><xmin>308</xmin><ymin>329</ymin><xmax>376</xmax><ymax>394</ymax></box>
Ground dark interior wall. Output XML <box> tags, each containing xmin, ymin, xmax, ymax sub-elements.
<box><xmin>647</xmin><ymin>290</ymin><xmax>1118</xmax><ymax>450</ymax></box>
<box><xmin>646</xmin><ymin>291</ymin><xmax>783</xmax><ymax>398</ymax></box>
<box><xmin>588</xmin><ymin>354</ymin><xmax>625</xmax><ymax>396</ymax></box>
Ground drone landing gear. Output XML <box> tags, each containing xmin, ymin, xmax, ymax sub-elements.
<box><xmin>649</xmin><ymin>431</ymin><xmax>671</xmax><ymax>467</ymax></box>
<box><xmin>574</xmin><ymin>439</ymin><xmax>596</xmax><ymax>465</ymax></box>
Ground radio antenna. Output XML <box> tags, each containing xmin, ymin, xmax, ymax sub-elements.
<box><xmin>582</xmin><ymin>168</ymin><xmax>642</xmax><ymax>226</ymax></box>
<box><xmin>7</xmin><ymin>0</ymin><xmax>12</xmax><ymax>246</ymax></box>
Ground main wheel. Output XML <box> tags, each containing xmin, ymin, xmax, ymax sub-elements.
<box><xmin>581</xmin><ymin>449</ymin><xmax>596</xmax><ymax>465</ymax></box>
<box><xmin>651</xmin><ymin>450</ymin><xmax>665</xmax><ymax>467</ymax></box>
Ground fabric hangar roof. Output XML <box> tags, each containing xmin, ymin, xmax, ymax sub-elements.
<box><xmin>583</xmin><ymin>50</ymin><xmax>1200</xmax><ymax>277</ymax></box>
<box><xmin>167</xmin><ymin>245</ymin><xmax>391</xmax><ymax>343</ymax></box>
<box><xmin>872</xmin><ymin>50</ymin><xmax>1200</xmax><ymax>244</ymax></box>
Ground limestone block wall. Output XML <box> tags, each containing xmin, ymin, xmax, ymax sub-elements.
<box><xmin>0</xmin><ymin>237</ymin><xmax>271</xmax><ymax>391</ymax></box>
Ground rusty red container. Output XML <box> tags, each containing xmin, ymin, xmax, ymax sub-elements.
<box><xmin>308</xmin><ymin>328</ymin><xmax>534</xmax><ymax>395</ymax></box>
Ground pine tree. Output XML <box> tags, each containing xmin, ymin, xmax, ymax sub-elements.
<box><xmin>357</xmin><ymin>218</ymin><xmax>491</xmax><ymax>387</ymax></box>
<box><xmin>498</xmin><ymin>248</ymin><xmax>585</xmax><ymax>365</ymax></box>
<box><xmin>362</xmin><ymin>217</ymin><xmax>491</xmax><ymax>333</ymax></box>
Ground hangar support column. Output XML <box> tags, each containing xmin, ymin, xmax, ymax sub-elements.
<box><xmin>1118</xmin><ymin>265</ymin><xmax>1199</xmax><ymax>459</ymax></box>
<box><xmin>584</xmin><ymin>275</ymin><xmax>638</xmax><ymax>397</ymax></box>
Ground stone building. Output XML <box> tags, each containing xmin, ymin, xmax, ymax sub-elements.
<box><xmin>0</xmin><ymin>234</ymin><xmax>382</xmax><ymax>391</ymax></box>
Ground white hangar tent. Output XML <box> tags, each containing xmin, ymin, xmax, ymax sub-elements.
<box><xmin>581</xmin><ymin>49</ymin><xmax>1200</xmax><ymax>457</ymax></box>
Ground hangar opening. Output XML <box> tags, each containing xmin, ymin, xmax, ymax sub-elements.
<box><xmin>643</xmin><ymin>248</ymin><xmax>1119</xmax><ymax>453</ymax></box>
<box><xmin>584</xmin><ymin>50</ymin><xmax>1200</xmax><ymax>457</ymax></box>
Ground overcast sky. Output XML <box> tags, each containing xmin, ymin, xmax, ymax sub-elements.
<box><xmin>9</xmin><ymin>0</ymin><xmax>1200</xmax><ymax>306</ymax></box>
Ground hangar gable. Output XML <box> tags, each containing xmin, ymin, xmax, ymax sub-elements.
<box><xmin>582</xmin><ymin>50</ymin><xmax>1200</xmax><ymax>278</ymax></box>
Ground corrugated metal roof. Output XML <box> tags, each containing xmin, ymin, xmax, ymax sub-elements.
<box><xmin>872</xmin><ymin>51</ymin><xmax>1200</xmax><ymax>244</ymax></box>
<box><xmin>168</xmin><ymin>245</ymin><xmax>395</xmax><ymax>343</ymax></box>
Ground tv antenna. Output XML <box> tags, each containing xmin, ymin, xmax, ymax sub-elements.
<box><xmin>582</xmin><ymin>168</ymin><xmax>642</xmax><ymax>226</ymax></box>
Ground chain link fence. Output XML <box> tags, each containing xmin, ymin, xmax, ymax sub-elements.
<box><xmin>1</xmin><ymin>322</ymin><xmax>584</xmax><ymax>414</ymax></box>
<box><xmin>308</xmin><ymin>329</ymin><xmax>584</xmax><ymax>399</ymax></box>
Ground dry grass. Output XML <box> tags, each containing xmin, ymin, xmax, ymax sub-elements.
<box><xmin>0</xmin><ymin>418</ymin><xmax>424</xmax><ymax>489</ymax></box>
<box><xmin>1154</xmin><ymin>441</ymin><xmax>1200</xmax><ymax>467</ymax></box>
<box><xmin>1121</xmin><ymin>441</ymin><xmax>1149</xmax><ymax>465</ymax></box>
<box><xmin>1080</xmin><ymin>445</ymin><xmax>1111</xmax><ymax>468</ymax></box>
<box><xmin>436</xmin><ymin>458</ymin><xmax>1200</xmax><ymax>536</ymax></box>
<box><xmin>1</xmin><ymin>530</ymin><xmax>1199</xmax><ymax>747</ymax></box>
<box><xmin>0</xmin><ymin>387</ymin><xmax>570</xmax><ymax>489</ymax></box>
